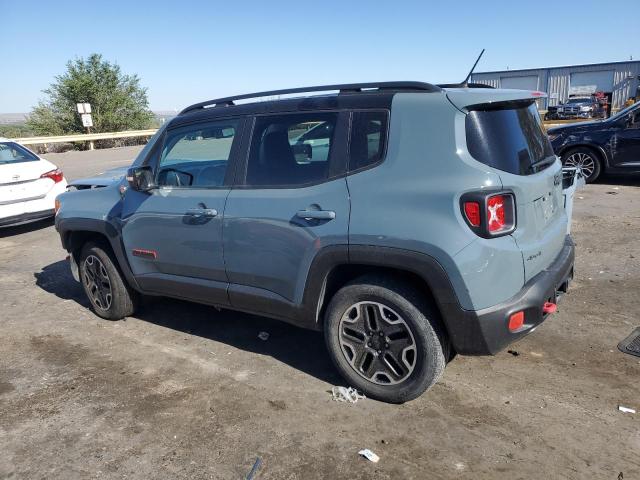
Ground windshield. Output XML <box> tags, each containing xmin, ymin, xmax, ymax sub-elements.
<box><xmin>466</xmin><ymin>101</ymin><xmax>555</xmax><ymax>176</ymax></box>
<box><xmin>609</xmin><ymin>102</ymin><xmax>640</xmax><ymax>122</ymax></box>
<box><xmin>566</xmin><ymin>98</ymin><xmax>589</xmax><ymax>104</ymax></box>
<box><xmin>0</xmin><ymin>142</ymin><xmax>39</xmax><ymax>164</ymax></box>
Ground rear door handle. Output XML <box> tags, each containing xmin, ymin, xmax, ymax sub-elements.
<box><xmin>186</xmin><ymin>208</ymin><xmax>218</xmax><ymax>218</ymax></box>
<box><xmin>296</xmin><ymin>209</ymin><xmax>336</xmax><ymax>220</ymax></box>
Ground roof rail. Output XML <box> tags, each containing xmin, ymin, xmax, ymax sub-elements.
<box><xmin>179</xmin><ymin>81</ymin><xmax>440</xmax><ymax>115</ymax></box>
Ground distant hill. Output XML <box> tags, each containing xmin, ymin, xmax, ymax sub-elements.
<box><xmin>0</xmin><ymin>113</ymin><xmax>28</xmax><ymax>125</ymax></box>
<box><xmin>154</xmin><ymin>111</ymin><xmax>178</xmax><ymax>124</ymax></box>
<box><xmin>0</xmin><ymin>111</ymin><xmax>176</xmax><ymax>127</ymax></box>
<box><xmin>154</xmin><ymin>110</ymin><xmax>179</xmax><ymax>117</ymax></box>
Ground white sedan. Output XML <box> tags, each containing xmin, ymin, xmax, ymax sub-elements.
<box><xmin>0</xmin><ymin>138</ymin><xmax>67</xmax><ymax>227</ymax></box>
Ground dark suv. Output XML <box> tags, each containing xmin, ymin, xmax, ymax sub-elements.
<box><xmin>549</xmin><ymin>102</ymin><xmax>640</xmax><ymax>182</ymax></box>
<box><xmin>55</xmin><ymin>82</ymin><xmax>575</xmax><ymax>403</ymax></box>
<box><xmin>555</xmin><ymin>97</ymin><xmax>602</xmax><ymax>120</ymax></box>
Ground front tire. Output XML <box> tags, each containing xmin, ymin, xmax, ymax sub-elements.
<box><xmin>561</xmin><ymin>147</ymin><xmax>602</xmax><ymax>183</ymax></box>
<box><xmin>324</xmin><ymin>275</ymin><xmax>448</xmax><ymax>403</ymax></box>
<box><xmin>79</xmin><ymin>242</ymin><xmax>138</xmax><ymax>320</ymax></box>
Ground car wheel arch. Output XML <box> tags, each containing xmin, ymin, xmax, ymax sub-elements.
<box><xmin>58</xmin><ymin>218</ymin><xmax>140</xmax><ymax>291</ymax></box>
<box><xmin>307</xmin><ymin>246</ymin><xmax>465</xmax><ymax>345</ymax></box>
<box><xmin>65</xmin><ymin>230</ymin><xmax>110</xmax><ymax>259</ymax></box>
<box><xmin>559</xmin><ymin>143</ymin><xmax>609</xmax><ymax>168</ymax></box>
<box><xmin>317</xmin><ymin>263</ymin><xmax>450</xmax><ymax>331</ymax></box>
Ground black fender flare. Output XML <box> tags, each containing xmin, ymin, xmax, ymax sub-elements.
<box><xmin>301</xmin><ymin>244</ymin><xmax>470</xmax><ymax>334</ymax></box>
<box><xmin>303</xmin><ymin>244</ymin><xmax>499</xmax><ymax>354</ymax></box>
<box><xmin>56</xmin><ymin>217</ymin><xmax>141</xmax><ymax>291</ymax></box>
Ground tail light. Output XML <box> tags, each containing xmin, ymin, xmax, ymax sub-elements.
<box><xmin>463</xmin><ymin>202</ymin><xmax>481</xmax><ymax>227</ymax></box>
<box><xmin>461</xmin><ymin>191</ymin><xmax>516</xmax><ymax>238</ymax></box>
<box><xmin>41</xmin><ymin>168</ymin><xmax>64</xmax><ymax>184</ymax></box>
<box><xmin>487</xmin><ymin>194</ymin><xmax>509</xmax><ymax>233</ymax></box>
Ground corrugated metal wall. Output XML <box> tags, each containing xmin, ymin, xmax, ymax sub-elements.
<box><xmin>612</xmin><ymin>64</ymin><xmax>640</xmax><ymax>109</ymax></box>
<box><xmin>471</xmin><ymin>61</ymin><xmax>640</xmax><ymax>112</ymax></box>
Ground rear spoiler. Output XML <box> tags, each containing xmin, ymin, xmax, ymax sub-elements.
<box><xmin>437</xmin><ymin>82</ymin><xmax>495</xmax><ymax>89</ymax></box>
<box><xmin>444</xmin><ymin>88</ymin><xmax>547</xmax><ymax>112</ymax></box>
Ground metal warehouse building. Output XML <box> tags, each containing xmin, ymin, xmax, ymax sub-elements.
<box><xmin>471</xmin><ymin>60</ymin><xmax>640</xmax><ymax>113</ymax></box>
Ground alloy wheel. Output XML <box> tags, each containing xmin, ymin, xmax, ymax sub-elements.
<box><xmin>82</xmin><ymin>255</ymin><xmax>113</xmax><ymax>311</ymax></box>
<box><xmin>338</xmin><ymin>301</ymin><xmax>417</xmax><ymax>385</ymax></box>
<box><xmin>565</xmin><ymin>151</ymin><xmax>596</xmax><ymax>179</ymax></box>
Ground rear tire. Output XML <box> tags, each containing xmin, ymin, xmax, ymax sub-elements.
<box><xmin>79</xmin><ymin>242</ymin><xmax>138</xmax><ymax>320</ymax></box>
<box><xmin>561</xmin><ymin>147</ymin><xmax>602</xmax><ymax>183</ymax></box>
<box><xmin>324</xmin><ymin>275</ymin><xmax>448</xmax><ymax>403</ymax></box>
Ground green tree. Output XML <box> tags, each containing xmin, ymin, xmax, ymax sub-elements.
<box><xmin>27</xmin><ymin>54</ymin><xmax>154</xmax><ymax>135</ymax></box>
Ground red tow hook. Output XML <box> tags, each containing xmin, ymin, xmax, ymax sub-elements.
<box><xmin>543</xmin><ymin>302</ymin><xmax>557</xmax><ymax>314</ymax></box>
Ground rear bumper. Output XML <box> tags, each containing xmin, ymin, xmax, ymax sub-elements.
<box><xmin>0</xmin><ymin>180</ymin><xmax>66</xmax><ymax>228</ymax></box>
<box><xmin>446</xmin><ymin>235</ymin><xmax>575</xmax><ymax>355</ymax></box>
<box><xmin>0</xmin><ymin>209</ymin><xmax>54</xmax><ymax>227</ymax></box>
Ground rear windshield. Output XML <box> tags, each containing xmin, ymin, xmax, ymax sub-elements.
<box><xmin>465</xmin><ymin>102</ymin><xmax>554</xmax><ymax>175</ymax></box>
<box><xmin>0</xmin><ymin>142</ymin><xmax>39</xmax><ymax>164</ymax></box>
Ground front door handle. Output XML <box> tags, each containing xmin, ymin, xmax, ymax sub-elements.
<box><xmin>186</xmin><ymin>208</ymin><xmax>218</xmax><ymax>218</ymax></box>
<box><xmin>296</xmin><ymin>209</ymin><xmax>336</xmax><ymax>220</ymax></box>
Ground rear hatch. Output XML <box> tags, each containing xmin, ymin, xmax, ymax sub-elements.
<box><xmin>0</xmin><ymin>143</ymin><xmax>57</xmax><ymax>205</ymax></box>
<box><xmin>448</xmin><ymin>89</ymin><xmax>568</xmax><ymax>282</ymax></box>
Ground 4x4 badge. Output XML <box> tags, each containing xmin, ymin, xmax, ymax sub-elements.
<box><xmin>553</xmin><ymin>173</ymin><xmax>561</xmax><ymax>186</ymax></box>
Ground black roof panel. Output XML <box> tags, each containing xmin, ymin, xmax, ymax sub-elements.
<box><xmin>170</xmin><ymin>90</ymin><xmax>409</xmax><ymax>128</ymax></box>
<box><xmin>179</xmin><ymin>81</ymin><xmax>438</xmax><ymax>113</ymax></box>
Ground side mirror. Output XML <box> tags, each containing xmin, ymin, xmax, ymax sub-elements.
<box><xmin>292</xmin><ymin>143</ymin><xmax>312</xmax><ymax>163</ymax></box>
<box><xmin>126</xmin><ymin>166</ymin><xmax>155</xmax><ymax>192</ymax></box>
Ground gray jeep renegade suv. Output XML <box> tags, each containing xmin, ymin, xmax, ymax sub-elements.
<box><xmin>55</xmin><ymin>82</ymin><xmax>575</xmax><ymax>403</ymax></box>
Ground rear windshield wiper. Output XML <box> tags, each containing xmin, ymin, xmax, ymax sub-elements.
<box><xmin>528</xmin><ymin>156</ymin><xmax>556</xmax><ymax>173</ymax></box>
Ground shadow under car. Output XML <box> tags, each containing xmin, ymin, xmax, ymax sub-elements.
<box><xmin>34</xmin><ymin>260</ymin><xmax>342</xmax><ymax>385</ymax></box>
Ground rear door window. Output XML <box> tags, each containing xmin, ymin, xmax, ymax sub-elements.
<box><xmin>465</xmin><ymin>102</ymin><xmax>554</xmax><ymax>175</ymax></box>
<box><xmin>245</xmin><ymin>112</ymin><xmax>338</xmax><ymax>187</ymax></box>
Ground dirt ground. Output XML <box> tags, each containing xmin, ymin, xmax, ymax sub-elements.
<box><xmin>1</xmin><ymin>148</ymin><xmax>639</xmax><ymax>479</ymax></box>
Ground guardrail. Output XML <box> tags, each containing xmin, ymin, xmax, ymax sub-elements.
<box><xmin>11</xmin><ymin>129</ymin><xmax>158</xmax><ymax>150</ymax></box>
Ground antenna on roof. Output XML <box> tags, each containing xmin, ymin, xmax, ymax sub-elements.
<box><xmin>462</xmin><ymin>49</ymin><xmax>485</xmax><ymax>86</ymax></box>
<box><xmin>437</xmin><ymin>49</ymin><xmax>492</xmax><ymax>89</ymax></box>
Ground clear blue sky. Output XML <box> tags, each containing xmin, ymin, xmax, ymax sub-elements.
<box><xmin>1</xmin><ymin>0</ymin><xmax>638</xmax><ymax>113</ymax></box>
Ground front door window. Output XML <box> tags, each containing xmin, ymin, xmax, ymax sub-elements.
<box><xmin>157</xmin><ymin>120</ymin><xmax>239</xmax><ymax>188</ymax></box>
